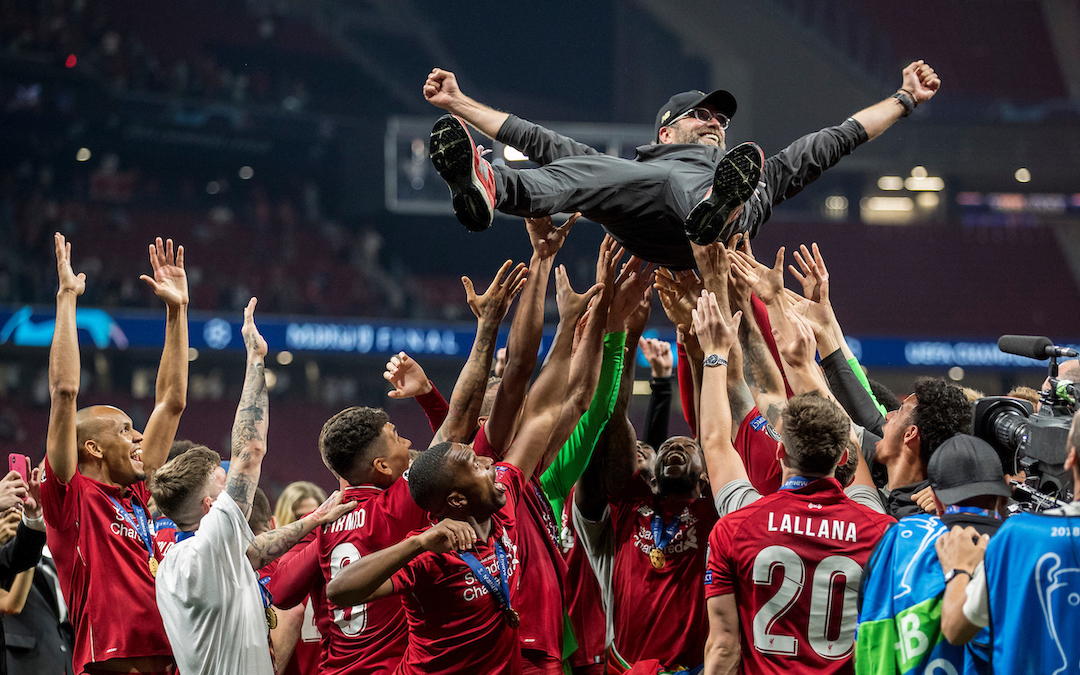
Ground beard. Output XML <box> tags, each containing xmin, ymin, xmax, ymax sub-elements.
<box><xmin>655</xmin><ymin>470</ymin><xmax>699</xmax><ymax>496</ymax></box>
<box><xmin>665</xmin><ymin>125</ymin><xmax>726</xmax><ymax>151</ymax></box>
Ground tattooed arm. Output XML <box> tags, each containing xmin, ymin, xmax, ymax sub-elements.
<box><xmin>431</xmin><ymin>260</ymin><xmax>527</xmax><ymax>447</ymax></box>
<box><xmin>729</xmin><ymin>251</ymin><xmax>787</xmax><ymax>429</ymax></box>
<box><xmin>226</xmin><ymin>298</ymin><xmax>269</xmax><ymax>519</ymax></box>
<box><xmin>247</xmin><ymin>491</ymin><xmax>357</xmax><ymax>570</ymax></box>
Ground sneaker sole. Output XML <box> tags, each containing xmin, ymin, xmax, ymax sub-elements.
<box><xmin>429</xmin><ymin>115</ymin><xmax>493</xmax><ymax>232</ymax></box>
<box><xmin>685</xmin><ymin>142</ymin><xmax>764</xmax><ymax>245</ymax></box>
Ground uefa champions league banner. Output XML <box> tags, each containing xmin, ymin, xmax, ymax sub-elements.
<box><xmin>0</xmin><ymin>304</ymin><xmax>1070</xmax><ymax>368</ymax></box>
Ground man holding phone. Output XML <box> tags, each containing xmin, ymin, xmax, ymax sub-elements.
<box><xmin>42</xmin><ymin>233</ymin><xmax>189</xmax><ymax>675</ymax></box>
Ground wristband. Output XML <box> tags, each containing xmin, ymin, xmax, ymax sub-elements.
<box><xmin>892</xmin><ymin>89</ymin><xmax>916</xmax><ymax>117</ymax></box>
<box><xmin>943</xmin><ymin>568</ymin><xmax>972</xmax><ymax>584</ymax></box>
<box><xmin>21</xmin><ymin>514</ymin><xmax>45</xmax><ymax>532</ymax></box>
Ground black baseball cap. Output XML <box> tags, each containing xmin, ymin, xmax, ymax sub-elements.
<box><xmin>654</xmin><ymin>89</ymin><xmax>738</xmax><ymax>141</ymax></box>
<box><xmin>928</xmin><ymin>434</ymin><xmax>1012</xmax><ymax>505</ymax></box>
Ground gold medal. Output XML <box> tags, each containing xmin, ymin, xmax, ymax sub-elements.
<box><xmin>649</xmin><ymin>547</ymin><xmax>666</xmax><ymax>570</ymax></box>
<box><xmin>148</xmin><ymin>557</ymin><xmax>158</xmax><ymax>577</ymax></box>
<box><xmin>506</xmin><ymin>608</ymin><xmax>520</xmax><ymax>628</ymax></box>
<box><xmin>266</xmin><ymin>606</ymin><xmax>278</xmax><ymax>630</ymax></box>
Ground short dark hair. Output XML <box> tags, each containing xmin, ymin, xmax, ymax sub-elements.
<box><xmin>780</xmin><ymin>392</ymin><xmax>848</xmax><ymax>476</ymax></box>
<box><xmin>319</xmin><ymin>407</ymin><xmax>390</xmax><ymax>479</ymax></box>
<box><xmin>248</xmin><ymin>488</ymin><xmax>273</xmax><ymax>535</ymax></box>
<box><xmin>408</xmin><ymin>441</ymin><xmax>455</xmax><ymax>513</ymax></box>
<box><xmin>169</xmin><ymin>439</ymin><xmax>210</xmax><ymax>462</ymax></box>
<box><xmin>150</xmin><ymin>447</ymin><xmax>222</xmax><ymax>526</ymax></box>
<box><xmin>912</xmin><ymin>377</ymin><xmax>972</xmax><ymax>464</ymax></box>
<box><xmin>867</xmin><ymin>379</ymin><xmax>902</xmax><ymax>413</ymax></box>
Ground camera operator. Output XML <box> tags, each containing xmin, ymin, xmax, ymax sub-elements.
<box><xmin>936</xmin><ymin>415</ymin><xmax>1080</xmax><ymax>674</ymax></box>
<box><xmin>857</xmin><ymin>435</ymin><xmax>1011</xmax><ymax>675</ymax></box>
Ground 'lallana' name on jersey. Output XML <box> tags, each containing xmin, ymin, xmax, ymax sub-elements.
<box><xmin>767</xmin><ymin>512</ymin><xmax>857</xmax><ymax>541</ymax></box>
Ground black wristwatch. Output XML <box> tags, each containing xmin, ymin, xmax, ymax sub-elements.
<box><xmin>943</xmin><ymin>568</ymin><xmax>972</xmax><ymax>584</ymax></box>
<box><xmin>703</xmin><ymin>354</ymin><xmax>728</xmax><ymax>368</ymax></box>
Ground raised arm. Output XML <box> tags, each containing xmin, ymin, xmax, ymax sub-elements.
<box><xmin>851</xmin><ymin>61</ymin><xmax>940</xmax><ymax>141</ymax></box>
<box><xmin>504</xmin><ymin>253</ymin><xmax>605</xmax><ymax>479</ymax></box>
<box><xmin>729</xmin><ymin>246</ymin><xmax>788</xmax><ymax>428</ymax></box>
<box><xmin>432</xmin><ymin>260</ymin><xmax>527</xmax><ymax>447</ymax></box>
<box><xmin>225</xmin><ymin>298</ymin><xmax>269</xmax><ymax>519</ymax></box>
<box><xmin>484</xmin><ymin>214</ymin><xmax>576</xmax><ymax>453</ymax></box>
<box><xmin>423</xmin><ymin>68</ymin><xmax>508</xmax><ymax>140</ymax></box>
<box><xmin>46</xmin><ymin>233</ymin><xmax>86</xmax><ymax>483</ymax></box>
<box><xmin>246</xmin><ymin>490</ymin><xmax>357</xmax><ymax>570</ymax></box>
<box><xmin>692</xmin><ymin>291</ymin><xmax>749</xmax><ymax>498</ymax></box>
<box><xmin>138</xmin><ymin>237</ymin><xmax>189</xmax><ymax>477</ymax></box>
<box><xmin>641</xmin><ymin>338</ymin><xmax>674</xmax><ymax>449</ymax></box>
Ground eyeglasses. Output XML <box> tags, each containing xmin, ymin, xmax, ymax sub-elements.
<box><xmin>669</xmin><ymin>107</ymin><xmax>729</xmax><ymax>129</ymax></box>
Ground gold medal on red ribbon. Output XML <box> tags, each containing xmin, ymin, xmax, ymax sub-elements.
<box><xmin>148</xmin><ymin>557</ymin><xmax>159</xmax><ymax>578</ymax></box>
<box><xmin>266</xmin><ymin>606</ymin><xmax>278</xmax><ymax>630</ymax></box>
<box><xmin>649</xmin><ymin>547</ymin><xmax>666</xmax><ymax>570</ymax></box>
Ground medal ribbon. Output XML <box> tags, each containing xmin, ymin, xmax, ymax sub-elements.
<box><xmin>106</xmin><ymin>496</ymin><xmax>156</xmax><ymax>562</ymax></box>
<box><xmin>174</xmin><ymin>530</ymin><xmax>196</xmax><ymax>542</ymax></box>
<box><xmin>944</xmin><ymin>505</ymin><xmax>1001</xmax><ymax>520</ymax></box>
<box><xmin>458</xmin><ymin>541</ymin><xmax>514</xmax><ymax>617</ymax></box>
<box><xmin>650</xmin><ymin>512</ymin><xmax>682</xmax><ymax>552</ymax></box>
<box><xmin>779</xmin><ymin>476</ymin><xmax>812</xmax><ymax>491</ymax></box>
<box><xmin>258</xmin><ymin>575</ymin><xmax>275</xmax><ymax>610</ymax></box>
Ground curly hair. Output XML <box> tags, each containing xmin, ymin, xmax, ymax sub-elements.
<box><xmin>780</xmin><ymin>392</ymin><xmax>848</xmax><ymax>476</ymax></box>
<box><xmin>150</xmin><ymin>446</ymin><xmax>222</xmax><ymax>527</ymax></box>
<box><xmin>911</xmin><ymin>377</ymin><xmax>973</xmax><ymax>464</ymax></box>
<box><xmin>867</xmin><ymin>378</ymin><xmax>902</xmax><ymax>413</ymax></box>
<box><xmin>319</xmin><ymin>407</ymin><xmax>390</xmax><ymax>480</ymax></box>
<box><xmin>408</xmin><ymin>441</ymin><xmax>456</xmax><ymax>513</ymax></box>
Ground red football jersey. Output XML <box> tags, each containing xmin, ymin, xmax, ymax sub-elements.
<box><xmin>734</xmin><ymin>407</ymin><xmax>783</xmax><ymax>496</ymax></box>
<box><xmin>260</xmin><ymin>537</ymin><xmax>323</xmax><ymax>675</ymax></box>
<box><xmin>561</xmin><ymin>489</ymin><xmax>606</xmax><ymax>670</ymax></box>
<box><xmin>705</xmin><ymin>478</ymin><xmax>895</xmax><ymax>674</ymax></box>
<box><xmin>41</xmin><ymin>457</ymin><xmax>173</xmax><ymax>673</ymax></box>
<box><xmin>609</xmin><ymin>475</ymin><xmax>717</xmax><ymax>669</ymax></box>
<box><xmin>514</xmin><ymin>477</ymin><xmax>568</xmax><ymax>663</ymax></box>
<box><xmin>390</xmin><ymin>462</ymin><xmax>526</xmax><ymax>675</ymax></box>
<box><xmin>271</xmin><ymin>477</ymin><xmax>432</xmax><ymax>675</ymax></box>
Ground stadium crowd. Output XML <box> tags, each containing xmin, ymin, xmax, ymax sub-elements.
<box><xmin>0</xmin><ymin>210</ymin><xmax>1072</xmax><ymax>675</ymax></box>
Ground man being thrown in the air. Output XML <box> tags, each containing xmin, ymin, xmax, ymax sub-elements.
<box><xmin>424</xmin><ymin>61</ymin><xmax>939</xmax><ymax>269</ymax></box>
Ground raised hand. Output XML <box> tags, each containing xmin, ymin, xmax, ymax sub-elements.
<box><xmin>139</xmin><ymin>237</ymin><xmax>188</xmax><ymax>309</ymax></box>
<box><xmin>608</xmin><ymin>255</ymin><xmax>655</xmax><ymax>332</ymax></box>
<box><xmin>639</xmin><ymin>337</ymin><xmax>673</xmax><ymax>378</ymax></box>
<box><xmin>774</xmin><ymin>309</ymin><xmax>818</xmax><ymax>368</ymax></box>
<box><xmin>0</xmin><ymin>509</ymin><xmax>19</xmax><ymax>543</ymax></box>
<box><xmin>418</xmin><ymin>518</ymin><xmax>479</xmax><ymax>554</ymax></box>
<box><xmin>423</xmin><ymin>68</ymin><xmax>464</xmax><ymax>111</ymax></box>
<box><xmin>462</xmin><ymin>259</ymin><xmax>528</xmax><ymax>323</ymax></box>
<box><xmin>307</xmin><ymin>490</ymin><xmax>359</xmax><ymax>526</ymax></box>
<box><xmin>54</xmin><ymin>233</ymin><xmax>86</xmax><ymax>296</ymax></box>
<box><xmin>692</xmin><ymin>291</ymin><xmax>742</xmax><ymax>355</ymax></box>
<box><xmin>384</xmin><ymin>352</ymin><xmax>432</xmax><ymax>399</ymax></box>
<box><xmin>788</xmin><ymin>242</ymin><xmax>829</xmax><ymax>304</ymax></box>
<box><xmin>725</xmin><ymin>234</ymin><xmax>753</xmax><ymax>311</ymax></box>
<box><xmin>731</xmin><ymin>246</ymin><xmax>785</xmax><ymax>305</ymax></box>
<box><xmin>526</xmin><ymin>213</ymin><xmax>579</xmax><ymax>260</ymax></box>
<box><xmin>241</xmin><ymin>297</ymin><xmax>268</xmax><ymax>359</ymax></box>
<box><xmin>902</xmin><ymin>60</ymin><xmax>940</xmax><ymax>104</ymax></box>
<box><xmin>23</xmin><ymin>467</ymin><xmax>42</xmax><ymax>520</ymax></box>
<box><xmin>654</xmin><ymin>267</ymin><xmax>702</xmax><ymax>332</ymax></box>
<box><xmin>555</xmin><ymin>265</ymin><xmax>603</xmax><ymax>324</ymax></box>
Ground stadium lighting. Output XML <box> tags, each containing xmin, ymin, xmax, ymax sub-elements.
<box><xmin>916</xmin><ymin>192</ymin><xmax>940</xmax><ymax>209</ymax></box>
<box><xmin>825</xmin><ymin>196</ymin><xmax>848</xmax><ymax>211</ymax></box>
<box><xmin>877</xmin><ymin>176</ymin><xmax>904</xmax><ymax>191</ymax></box>
<box><xmin>1015</xmin><ymin>168</ymin><xmax>1031</xmax><ymax>183</ymax></box>
<box><xmin>864</xmin><ymin>197</ymin><xmax>914</xmax><ymax>212</ymax></box>
<box><xmin>276</xmin><ymin>351</ymin><xmax>294</xmax><ymax>365</ymax></box>
<box><xmin>948</xmin><ymin>366</ymin><xmax>964</xmax><ymax>381</ymax></box>
<box><xmin>188</xmin><ymin>347</ymin><xmax>199</xmax><ymax>361</ymax></box>
<box><xmin>239</xmin><ymin>166</ymin><xmax>254</xmax><ymax>180</ymax></box>
<box><xmin>904</xmin><ymin>176</ymin><xmax>944</xmax><ymax>191</ymax></box>
<box><xmin>206</xmin><ymin>181</ymin><xmax>221</xmax><ymax>195</ymax></box>
<box><xmin>911</xmin><ymin>166</ymin><xmax>928</xmax><ymax>179</ymax></box>
<box><xmin>76</xmin><ymin>148</ymin><xmax>91</xmax><ymax>162</ymax></box>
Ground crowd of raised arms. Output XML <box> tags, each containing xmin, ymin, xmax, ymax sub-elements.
<box><xmin>0</xmin><ymin>217</ymin><xmax>1076</xmax><ymax>675</ymax></box>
